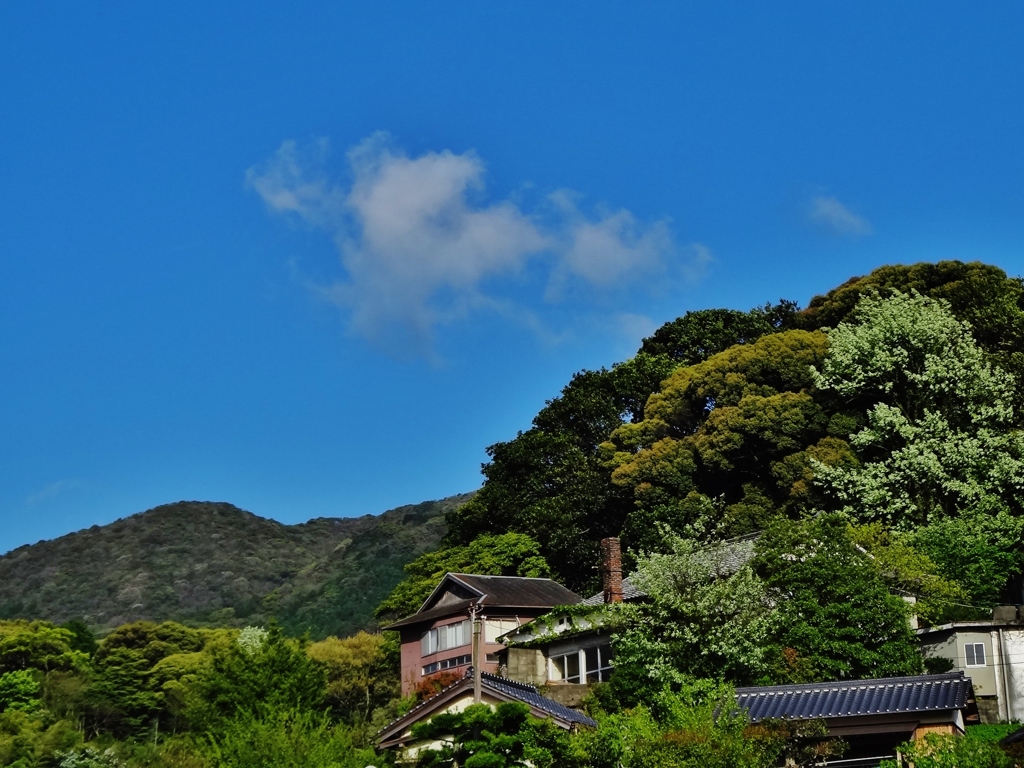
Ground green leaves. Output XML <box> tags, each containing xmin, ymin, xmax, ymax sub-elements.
<box><xmin>879</xmin><ymin>732</ymin><xmax>1012</xmax><ymax>768</ymax></box>
<box><xmin>813</xmin><ymin>290</ymin><xmax>1024</xmax><ymax>527</ymax></box>
<box><xmin>185</xmin><ymin>625</ymin><xmax>325</xmax><ymax>734</ymax></box>
<box><xmin>753</xmin><ymin>514</ymin><xmax>922</xmax><ymax>683</ymax></box>
<box><xmin>203</xmin><ymin>708</ymin><xmax>377</xmax><ymax>768</ymax></box>
<box><xmin>0</xmin><ymin>670</ymin><xmax>41</xmax><ymax>714</ymax></box>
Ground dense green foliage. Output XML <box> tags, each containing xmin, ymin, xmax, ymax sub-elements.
<box><xmin>0</xmin><ymin>495</ymin><xmax>468</xmax><ymax>639</ymax></box>
<box><xmin>444</xmin><ymin>304</ymin><xmax>799</xmax><ymax>592</ymax></box>
<box><xmin>412</xmin><ymin>701</ymin><xmax>575</xmax><ymax>768</ymax></box>
<box><xmin>879</xmin><ymin>730</ymin><xmax>1013</xmax><ymax>767</ymax></box>
<box><xmin>610</xmin><ymin>515</ymin><xmax>923</xmax><ymax>701</ymax></box>
<box><xmin>0</xmin><ymin>618</ymin><xmax>403</xmax><ymax>767</ymax></box>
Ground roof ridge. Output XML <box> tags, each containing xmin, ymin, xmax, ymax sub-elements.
<box><xmin>479</xmin><ymin>670</ymin><xmax>539</xmax><ymax>692</ymax></box>
<box><xmin>735</xmin><ymin>671</ymin><xmax>966</xmax><ymax>695</ymax></box>
<box><xmin>451</xmin><ymin>573</ymin><xmax>558</xmax><ymax>581</ymax></box>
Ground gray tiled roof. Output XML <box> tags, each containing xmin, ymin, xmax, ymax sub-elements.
<box><xmin>735</xmin><ymin>672</ymin><xmax>973</xmax><ymax>722</ymax></box>
<box><xmin>480</xmin><ymin>672</ymin><xmax>597</xmax><ymax>726</ymax></box>
<box><xmin>581</xmin><ymin>533</ymin><xmax>760</xmax><ymax>606</ymax></box>
<box><xmin>580</xmin><ymin>576</ymin><xmax>645</xmax><ymax>606</ymax></box>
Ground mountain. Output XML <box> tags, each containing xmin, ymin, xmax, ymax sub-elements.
<box><xmin>0</xmin><ymin>494</ymin><xmax>472</xmax><ymax>638</ymax></box>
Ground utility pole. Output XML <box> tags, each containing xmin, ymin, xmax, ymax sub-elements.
<box><xmin>470</xmin><ymin>602</ymin><xmax>483</xmax><ymax>703</ymax></box>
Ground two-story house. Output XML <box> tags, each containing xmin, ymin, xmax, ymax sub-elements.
<box><xmin>383</xmin><ymin>572</ymin><xmax>582</xmax><ymax>695</ymax></box>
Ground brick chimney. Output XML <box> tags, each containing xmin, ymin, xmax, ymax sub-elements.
<box><xmin>601</xmin><ymin>537</ymin><xmax>623</xmax><ymax>604</ymax></box>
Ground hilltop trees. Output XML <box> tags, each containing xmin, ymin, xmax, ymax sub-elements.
<box><xmin>604</xmin><ymin>329</ymin><xmax>836</xmax><ymax>551</ymax></box>
<box><xmin>812</xmin><ymin>290</ymin><xmax>1024</xmax><ymax>528</ymax></box>
<box><xmin>444</xmin><ymin>303</ymin><xmax>799</xmax><ymax>592</ymax></box>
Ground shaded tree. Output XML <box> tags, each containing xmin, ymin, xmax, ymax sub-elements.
<box><xmin>444</xmin><ymin>304</ymin><xmax>799</xmax><ymax>592</ymax></box>
<box><xmin>752</xmin><ymin>514</ymin><xmax>922</xmax><ymax>683</ymax></box>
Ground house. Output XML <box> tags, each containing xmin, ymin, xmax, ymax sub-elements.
<box><xmin>383</xmin><ymin>572</ymin><xmax>582</xmax><ymax>695</ymax></box>
<box><xmin>734</xmin><ymin>672</ymin><xmax>980</xmax><ymax>767</ymax></box>
<box><xmin>377</xmin><ymin>669</ymin><xmax>596</xmax><ymax>763</ymax></box>
<box><xmin>917</xmin><ymin>605</ymin><xmax>1024</xmax><ymax>723</ymax></box>
<box><xmin>499</xmin><ymin>535</ymin><xmax>757</xmax><ymax>699</ymax></box>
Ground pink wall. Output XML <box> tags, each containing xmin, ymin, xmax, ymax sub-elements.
<box><xmin>398</xmin><ymin>612</ymin><xmax>539</xmax><ymax>695</ymax></box>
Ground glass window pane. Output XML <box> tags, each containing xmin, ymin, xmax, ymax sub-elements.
<box><xmin>485</xmin><ymin>620</ymin><xmax>500</xmax><ymax>643</ymax></box>
<box><xmin>585</xmin><ymin>647</ymin><xmax>599</xmax><ymax>673</ymax></box>
<box><xmin>976</xmin><ymin>644</ymin><xmax>986</xmax><ymax>665</ymax></box>
<box><xmin>566</xmin><ymin>653</ymin><xmax>581</xmax><ymax>683</ymax></box>
<box><xmin>552</xmin><ymin>656</ymin><xmax>566</xmax><ymax>681</ymax></box>
<box><xmin>965</xmin><ymin>644</ymin><xmax>976</xmax><ymax>666</ymax></box>
<box><xmin>421</xmin><ymin>633</ymin><xmax>430</xmax><ymax>657</ymax></box>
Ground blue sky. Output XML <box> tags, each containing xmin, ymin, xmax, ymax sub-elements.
<box><xmin>2</xmin><ymin>3</ymin><xmax>1023</xmax><ymax>553</ymax></box>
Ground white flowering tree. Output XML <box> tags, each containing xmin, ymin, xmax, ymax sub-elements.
<box><xmin>812</xmin><ymin>290</ymin><xmax>1024</xmax><ymax>529</ymax></box>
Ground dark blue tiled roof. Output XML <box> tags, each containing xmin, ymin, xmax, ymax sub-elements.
<box><xmin>735</xmin><ymin>672</ymin><xmax>972</xmax><ymax>723</ymax></box>
<box><xmin>480</xmin><ymin>672</ymin><xmax>597</xmax><ymax>727</ymax></box>
<box><xmin>378</xmin><ymin>669</ymin><xmax>596</xmax><ymax>745</ymax></box>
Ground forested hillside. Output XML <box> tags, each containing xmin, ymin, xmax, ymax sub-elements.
<box><xmin>433</xmin><ymin>260</ymin><xmax>1024</xmax><ymax>598</ymax></box>
<box><xmin>0</xmin><ymin>495</ymin><xmax>470</xmax><ymax>638</ymax></box>
<box><xmin>4</xmin><ymin>261</ymin><xmax>1024</xmax><ymax>767</ymax></box>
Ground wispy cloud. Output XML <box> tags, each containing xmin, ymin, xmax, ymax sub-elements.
<box><xmin>26</xmin><ymin>480</ymin><xmax>73</xmax><ymax>506</ymax></box>
<box><xmin>807</xmin><ymin>195</ymin><xmax>872</xmax><ymax>237</ymax></box>
<box><xmin>247</xmin><ymin>133</ymin><xmax>698</xmax><ymax>356</ymax></box>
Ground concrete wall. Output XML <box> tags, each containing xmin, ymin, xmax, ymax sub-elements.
<box><xmin>541</xmin><ymin>683</ymin><xmax>589</xmax><ymax>708</ymax></box>
<box><xmin>997</xmin><ymin>628</ymin><xmax>1024</xmax><ymax>721</ymax></box>
<box><xmin>506</xmin><ymin>648</ymin><xmax>546</xmax><ymax>687</ymax></box>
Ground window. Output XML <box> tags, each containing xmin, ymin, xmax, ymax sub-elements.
<box><xmin>550</xmin><ymin>645</ymin><xmax>614</xmax><ymax>684</ymax></box>
<box><xmin>551</xmin><ymin>652</ymin><xmax>581</xmax><ymax>683</ymax></box>
<box><xmin>585</xmin><ymin>645</ymin><xmax>614</xmax><ymax>683</ymax></box>
<box><xmin>421</xmin><ymin>654</ymin><xmax>472</xmax><ymax>676</ymax></box>
<box><xmin>965</xmin><ymin>642</ymin><xmax>986</xmax><ymax>667</ymax></box>
<box><xmin>485</xmin><ymin>618</ymin><xmax>519</xmax><ymax>643</ymax></box>
<box><xmin>421</xmin><ymin>619</ymin><xmax>471</xmax><ymax>657</ymax></box>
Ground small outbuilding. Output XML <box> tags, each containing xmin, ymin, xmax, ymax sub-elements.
<box><xmin>734</xmin><ymin>671</ymin><xmax>980</xmax><ymax>766</ymax></box>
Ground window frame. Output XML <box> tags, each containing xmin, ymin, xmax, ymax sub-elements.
<box><xmin>549</xmin><ymin>643</ymin><xmax>614</xmax><ymax>684</ymax></box>
<box><xmin>421</xmin><ymin>619</ymin><xmax>471</xmax><ymax>658</ymax></box>
<box><xmin>964</xmin><ymin>642</ymin><xmax>987</xmax><ymax>667</ymax></box>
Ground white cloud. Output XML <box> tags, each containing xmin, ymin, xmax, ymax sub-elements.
<box><xmin>613</xmin><ymin>312</ymin><xmax>659</xmax><ymax>345</ymax></box>
<box><xmin>547</xmin><ymin>191</ymin><xmax>672</xmax><ymax>296</ymax></box>
<box><xmin>248</xmin><ymin>133</ymin><xmax>687</xmax><ymax>355</ymax></box>
<box><xmin>807</xmin><ymin>195</ymin><xmax>873</xmax><ymax>237</ymax></box>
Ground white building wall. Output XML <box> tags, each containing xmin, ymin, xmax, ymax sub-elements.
<box><xmin>998</xmin><ymin>628</ymin><xmax>1024</xmax><ymax>722</ymax></box>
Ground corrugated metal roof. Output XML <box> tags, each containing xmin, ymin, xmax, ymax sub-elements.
<box><xmin>735</xmin><ymin>672</ymin><xmax>973</xmax><ymax>722</ymax></box>
<box><xmin>383</xmin><ymin>574</ymin><xmax>582</xmax><ymax>630</ymax></box>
